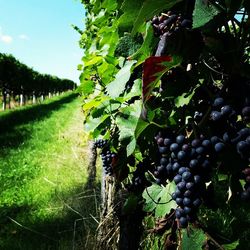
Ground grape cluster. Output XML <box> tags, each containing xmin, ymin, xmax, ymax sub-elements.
<box><xmin>94</xmin><ymin>139</ymin><xmax>108</xmax><ymax>149</ymax></box>
<box><xmin>151</xmin><ymin>12</ymin><xmax>192</xmax><ymax>37</ymax></box>
<box><xmin>94</xmin><ymin>139</ymin><xmax>115</xmax><ymax>176</ymax></box>
<box><xmin>100</xmin><ymin>147</ymin><xmax>116</xmax><ymax>176</ymax></box>
<box><xmin>127</xmin><ymin>162</ymin><xmax>149</xmax><ymax>193</ymax></box>
<box><xmin>154</xmin><ymin>131</ymin><xmax>217</xmax><ymax>228</ymax></box>
<box><xmin>242</xmin><ymin>168</ymin><xmax>250</xmax><ymax>200</ymax></box>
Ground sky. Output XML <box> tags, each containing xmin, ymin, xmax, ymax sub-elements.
<box><xmin>0</xmin><ymin>0</ymin><xmax>85</xmax><ymax>84</ymax></box>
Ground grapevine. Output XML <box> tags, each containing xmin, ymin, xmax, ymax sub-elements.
<box><xmin>78</xmin><ymin>0</ymin><xmax>250</xmax><ymax>249</ymax></box>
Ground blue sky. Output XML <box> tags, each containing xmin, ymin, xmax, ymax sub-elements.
<box><xmin>0</xmin><ymin>0</ymin><xmax>85</xmax><ymax>83</ymax></box>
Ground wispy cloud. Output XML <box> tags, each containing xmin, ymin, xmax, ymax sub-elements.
<box><xmin>0</xmin><ymin>27</ymin><xmax>13</xmax><ymax>44</ymax></box>
<box><xmin>19</xmin><ymin>34</ymin><xmax>29</xmax><ymax>40</ymax></box>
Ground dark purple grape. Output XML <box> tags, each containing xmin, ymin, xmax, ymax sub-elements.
<box><xmin>183</xmin><ymin>197</ymin><xmax>191</xmax><ymax>206</ymax></box>
<box><xmin>191</xmin><ymin>139</ymin><xmax>201</xmax><ymax>148</ymax></box>
<box><xmin>174</xmin><ymin>174</ymin><xmax>182</xmax><ymax>184</ymax></box>
<box><xmin>176</xmin><ymin>135</ymin><xmax>185</xmax><ymax>144</ymax></box>
<box><xmin>201</xmin><ymin>159</ymin><xmax>210</xmax><ymax>169</ymax></box>
<box><xmin>181</xmin><ymin>19</ymin><xmax>192</xmax><ymax>28</ymax></box>
<box><xmin>179</xmin><ymin>217</ymin><xmax>188</xmax><ymax>228</ymax></box>
<box><xmin>196</xmin><ymin>146</ymin><xmax>205</xmax><ymax>155</ymax></box>
<box><xmin>160</xmin><ymin>157</ymin><xmax>168</xmax><ymax>166</ymax></box>
<box><xmin>157</xmin><ymin>137</ymin><xmax>164</xmax><ymax>145</ymax></box>
<box><xmin>170</xmin><ymin>143</ymin><xmax>179</xmax><ymax>152</ymax></box>
<box><xmin>193</xmin><ymin>198</ymin><xmax>202</xmax><ymax>207</ymax></box>
<box><xmin>184</xmin><ymin>190</ymin><xmax>192</xmax><ymax>197</ymax></box>
<box><xmin>164</xmin><ymin>138</ymin><xmax>172</xmax><ymax>146</ymax></box>
<box><xmin>189</xmin><ymin>159</ymin><xmax>199</xmax><ymax>169</ymax></box>
<box><xmin>183</xmin><ymin>206</ymin><xmax>192</xmax><ymax>214</ymax></box>
<box><xmin>186</xmin><ymin>182</ymin><xmax>195</xmax><ymax>190</ymax></box>
<box><xmin>202</xmin><ymin>139</ymin><xmax>211</xmax><ymax>148</ymax></box>
<box><xmin>182</xmin><ymin>171</ymin><xmax>192</xmax><ymax>181</ymax></box>
<box><xmin>176</xmin><ymin>197</ymin><xmax>183</xmax><ymax>205</ymax></box>
<box><xmin>214</xmin><ymin>142</ymin><xmax>225</xmax><ymax>153</ymax></box>
<box><xmin>241</xmin><ymin>191</ymin><xmax>250</xmax><ymax>200</ymax></box>
<box><xmin>177</xmin><ymin>181</ymin><xmax>186</xmax><ymax>191</ymax></box>
<box><xmin>221</xmin><ymin>105</ymin><xmax>232</xmax><ymax>116</ymax></box>
<box><xmin>182</xmin><ymin>144</ymin><xmax>190</xmax><ymax>152</ymax></box>
<box><xmin>211</xmin><ymin>136</ymin><xmax>220</xmax><ymax>145</ymax></box>
<box><xmin>242</xmin><ymin>106</ymin><xmax>250</xmax><ymax>116</ymax></box>
<box><xmin>177</xmin><ymin>151</ymin><xmax>187</xmax><ymax>161</ymax></box>
<box><xmin>159</xmin><ymin>146</ymin><xmax>168</xmax><ymax>154</ymax></box>
<box><xmin>172</xmin><ymin>162</ymin><xmax>180</xmax><ymax>172</ymax></box>
<box><xmin>178</xmin><ymin>167</ymin><xmax>188</xmax><ymax>175</ymax></box>
<box><xmin>211</xmin><ymin>111</ymin><xmax>222</xmax><ymax>121</ymax></box>
<box><xmin>237</xmin><ymin>141</ymin><xmax>249</xmax><ymax>153</ymax></box>
<box><xmin>175</xmin><ymin>208</ymin><xmax>184</xmax><ymax>218</ymax></box>
<box><xmin>213</xmin><ymin>97</ymin><xmax>224</xmax><ymax>108</ymax></box>
<box><xmin>238</xmin><ymin>128</ymin><xmax>250</xmax><ymax>136</ymax></box>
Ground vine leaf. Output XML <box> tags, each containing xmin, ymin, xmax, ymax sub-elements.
<box><xmin>222</xmin><ymin>240</ymin><xmax>239</xmax><ymax>250</ymax></box>
<box><xmin>106</xmin><ymin>60</ymin><xmax>137</xmax><ymax>98</ymax></box>
<box><xmin>181</xmin><ymin>226</ymin><xmax>207</xmax><ymax>250</ymax></box>
<box><xmin>122</xmin><ymin>193</ymin><xmax>140</xmax><ymax>215</ymax></box>
<box><xmin>193</xmin><ymin>0</ymin><xmax>220</xmax><ymax>29</ymax></box>
<box><xmin>142</xmin><ymin>55</ymin><xmax>181</xmax><ymax>102</ymax></box>
<box><xmin>116</xmin><ymin>100</ymin><xmax>149</xmax><ymax>156</ymax></box>
<box><xmin>78</xmin><ymin>80</ymin><xmax>95</xmax><ymax>96</ymax></box>
<box><xmin>128</xmin><ymin>22</ymin><xmax>157</xmax><ymax>65</ymax></box>
<box><xmin>142</xmin><ymin>182</ymin><xmax>177</xmax><ymax>217</ymax></box>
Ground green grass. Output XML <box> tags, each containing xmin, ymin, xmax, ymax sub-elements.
<box><xmin>0</xmin><ymin>93</ymin><xmax>100</xmax><ymax>249</ymax></box>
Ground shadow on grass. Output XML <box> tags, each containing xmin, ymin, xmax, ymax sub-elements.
<box><xmin>0</xmin><ymin>182</ymin><xmax>101</xmax><ymax>250</ymax></box>
<box><xmin>0</xmin><ymin>93</ymin><xmax>78</xmax><ymax>150</ymax></box>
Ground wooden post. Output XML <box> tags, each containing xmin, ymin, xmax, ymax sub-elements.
<box><xmin>20</xmin><ymin>94</ymin><xmax>24</xmax><ymax>106</ymax></box>
<box><xmin>2</xmin><ymin>88</ymin><xmax>6</xmax><ymax>110</ymax></box>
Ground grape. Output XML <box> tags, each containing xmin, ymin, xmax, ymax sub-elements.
<box><xmin>163</xmin><ymin>138</ymin><xmax>172</xmax><ymax>146</ymax></box>
<box><xmin>174</xmin><ymin>174</ymin><xmax>182</xmax><ymax>184</ymax></box>
<box><xmin>211</xmin><ymin>136</ymin><xmax>219</xmax><ymax>145</ymax></box>
<box><xmin>213</xmin><ymin>97</ymin><xmax>224</xmax><ymax>108</ymax></box>
<box><xmin>182</xmin><ymin>144</ymin><xmax>190</xmax><ymax>152</ymax></box>
<box><xmin>182</xmin><ymin>171</ymin><xmax>192</xmax><ymax>181</ymax></box>
<box><xmin>178</xmin><ymin>167</ymin><xmax>188</xmax><ymax>175</ymax></box>
<box><xmin>237</xmin><ymin>141</ymin><xmax>248</xmax><ymax>153</ymax></box>
<box><xmin>183</xmin><ymin>197</ymin><xmax>191</xmax><ymax>206</ymax></box>
<box><xmin>177</xmin><ymin>151</ymin><xmax>187</xmax><ymax>161</ymax></box>
<box><xmin>191</xmin><ymin>139</ymin><xmax>201</xmax><ymax>147</ymax></box>
<box><xmin>177</xmin><ymin>181</ymin><xmax>186</xmax><ymax>191</ymax></box>
<box><xmin>184</xmin><ymin>190</ymin><xmax>192</xmax><ymax>197</ymax></box>
<box><xmin>160</xmin><ymin>157</ymin><xmax>168</xmax><ymax>166</ymax></box>
<box><xmin>211</xmin><ymin>111</ymin><xmax>222</xmax><ymax>121</ymax></box>
<box><xmin>176</xmin><ymin>197</ymin><xmax>183</xmax><ymax>205</ymax></box>
<box><xmin>214</xmin><ymin>142</ymin><xmax>225</xmax><ymax>153</ymax></box>
<box><xmin>184</xmin><ymin>206</ymin><xmax>192</xmax><ymax>214</ymax></box>
<box><xmin>186</xmin><ymin>182</ymin><xmax>195</xmax><ymax>190</ymax></box>
<box><xmin>196</xmin><ymin>146</ymin><xmax>205</xmax><ymax>155</ymax></box>
<box><xmin>170</xmin><ymin>143</ymin><xmax>179</xmax><ymax>152</ymax></box>
<box><xmin>242</xmin><ymin>106</ymin><xmax>250</xmax><ymax>116</ymax></box>
<box><xmin>179</xmin><ymin>217</ymin><xmax>188</xmax><ymax>227</ymax></box>
<box><xmin>181</xmin><ymin>19</ymin><xmax>192</xmax><ymax>28</ymax></box>
<box><xmin>189</xmin><ymin>159</ymin><xmax>199</xmax><ymax>169</ymax></box>
<box><xmin>175</xmin><ymin>208</ymin><xmax>184</xmax><ymax>218</ymax></box>
<box><xmin>194</xmin><ymin>175</ymin><xmax>201</xmax><ymax>184</ymax></box>
<box><xmin>176</xmin><ymin>135</ymin><xmax>185</xmax><ymax>144</ymax></box>
<box><xmin>159</xmin><ymin>146</ymin><xmax>168</xmax><ymax>154</ymax></box>
<box><xmin>157</xmin><ymin>137</ymin><xmax>164</xmax><ymax>145</ymax></box>
<box><xmin>172</xmin><ymin>162</ymin><xmax>181</xmax><ymax>172</ymax></box>
<box><xmin>202</xmin><ymin>139</ymin><xmax>211</xmax><ymax>148</ymax></box>
<box><xmin>193</xmin><ymin>198</ymin><xmax>202</xmax><ymax>207</ymax></box>
<box><xmin>221</xmin><ymin>105</ymin><xmax>232</xmax><ymax>116</ymax></box>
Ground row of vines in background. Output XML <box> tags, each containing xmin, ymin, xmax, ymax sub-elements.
<box><xmin>77</xmin><ymin>0</ymin><xmax>249</xmax><ymax>249</ymax></box>
<box><xmin>0</xmin><ymin>53</ymin><xmax>76</xmax><ymax>110</ymax></box>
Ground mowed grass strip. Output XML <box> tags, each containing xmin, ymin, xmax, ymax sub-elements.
<box><xmin>0</xmin><ymin>93</ymin><xmax>99</xmax><ymax>249</ymax></box>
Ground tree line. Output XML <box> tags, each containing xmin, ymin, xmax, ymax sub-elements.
<box><xmin>0</xmin><ymin>53</ymin><xmax>77</xmax><ymax>110</ymax></box>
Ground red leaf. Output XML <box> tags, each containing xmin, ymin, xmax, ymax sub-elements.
<box><xmin>142</xmin><ymin>56</ymin><xmax>172</xmax><ymax>101</ymax></box>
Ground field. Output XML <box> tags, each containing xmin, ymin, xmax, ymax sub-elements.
<box><xmin>0</xmin><ymin>93</ymin><xmax>100</xmax><ymax>249</ymax></box>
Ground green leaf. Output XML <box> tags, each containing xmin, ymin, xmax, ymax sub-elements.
<box><xmin>174</xmin><ymin>87</ymin><xmax>198</xmax><ymax>108</ymax></box>
<box><xmin>223</xmin><ymin>240</ymin><xmax>239</xmax><ymax>250</ymax></box>
<box><xmin>118</xmin><ymin>0</ymin><xmax>145</xmax><ymax>30</ymax></box>
<box><xmin>155</xmin><ymin>182</ymin><xmax>176</xmax><ymax>217</ymax></box>
<box><xmin>79</xmin><ymin>80</ymin><xmax>95</xmax><ymax>95</ymax></box>
<box><xmin>193</xmin><ymin>0</ymin><xmax>220</xmax><ymax>29</ymax></box>
<box><xmin>142</xmin><ymin>182</ymin><xmax>177</xmax><ymax>217</ymax></box>
<box><xmin>116</xmin><ymin>100</ymin><xmax>145</xmax><ymax>156</ymax></box>
<box><xmin>84</xmin><ymin>114</ymin><xmax>110</xmax><ymax>132</ymax></box>
<box><xmin>181</xmin><ymin>226</ymin><xmax>207</xmax><ymax>250</ymax></box>
<box><xmin>129</xmin><ymin>22</ymin><xmax>157</xmax><ymax>65</ymax></box>
<box><xmin>106</xmin><ymin>60</ymin><xmax>137</xmax><ymax>98</ymax></box>
<box><xmin>142</xmin><ymin>184</ymin><xmax>162</xmax><ymax>212</ymax></box>
<box><xmin>131</xmin><ymin>0</ymin><xmax>182</xmax><ymax>35</ymax></box>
